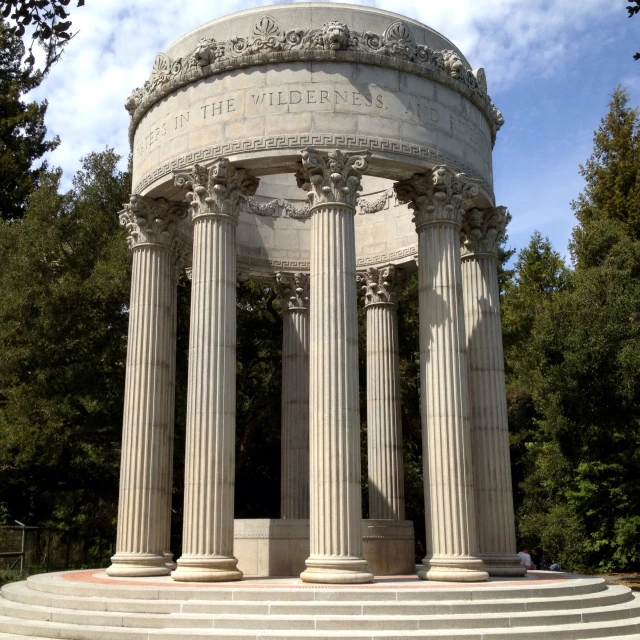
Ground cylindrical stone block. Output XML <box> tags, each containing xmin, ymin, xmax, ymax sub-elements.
<box><xmin>417</xmin><ymin>221</ymin><xmax>488</xmax><ymax>582</ymax></box>
<box><xmin>300</xmin><ymin>202</ymin><xmax>373</xmax><ymax>584</ymax></box>
<box><xmin>462</xmin><ymin>252</ymin><xmax>525</xmax><ymax>576</ymax></box>
<box><xmin>366</xmin><ymin>302</ymin><xmax>405</xmax><ymax>520</ymax></box>
<box><xmin>107</xmin><ymin>245</ymin><xmax>175</xmax><ymax>577</ymax></box>
<box><xmin>280</xmin><ymin>306</ymin><xmax>310</xmax><ymax>519</ymax></box>
<box><xmin>172</xmin><ymin>213</ymin><xmax>242</xmax><ymax>582</ymax></box>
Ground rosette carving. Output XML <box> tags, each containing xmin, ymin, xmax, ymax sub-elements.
<box><xmin>382</xmin><ymin>20</ymin><xmax>416</xmax><ymax>60</ymax></box>
<box><xmin>119</xmin><ymin>194</ymin><xmax>189</xmax><ymax>250</ymax></box>
<box><xmin>173</xmin><ymin>158</ymin><xmax>259</xmax><ymax>221</ymax></box>
<box><xmin>460</xmin><ymin>206</ymin><xmax>507</xmax><ymax>258</ymax></box>
<box><xmin>394</xmin><ymin>165</ymin><xmax>480</xmax><ymax>230</ymax></box>
<box><xmin>296</xmin><ymin>148</ymin><xmax>370</xmax><ymax>209</ymax></box>
<box><xmin>356</xmin><ymin>265</ymin><xmax>405</xmax><ymax>306</ymax></box>
<box><xmin>275</xmin><ymin>272</ymin><xmax>310</xmax><ymax>310</ymax></box>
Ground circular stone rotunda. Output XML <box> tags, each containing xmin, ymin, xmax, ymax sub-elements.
<box><xmin>2</xmin><ymin>3</ymin><xmax>640</xmax><ymax>639</ymax></box>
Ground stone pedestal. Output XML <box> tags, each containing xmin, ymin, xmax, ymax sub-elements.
<box><xmin>275</xmin><ymin>273</ymin><xmax>310</xmax><ymax>520</ymax></box>
<box><xmin>107</xmin><ymin>196</ymin><xmax>187</xmax><ymax>577</ymax></box>
<box><xmin>461</xmin><ymin>207</ymin><xmax>525</xmax><ymax>577</ymax></box>
<box><xmin>234</xmin><ymin>519</ymin><xmax>415</xmax><ymax>577</ymax></box>
<box><xmin>171</xmin><ymin>160</ymin><xmax>259</xmax><ymax>582</ymax></box>
<box><xmin>358</xmin><ymin>266</ymin><xmax>405</xmax><ymax>520</ymax></box>
<box><xmin>297</xmin><ymin>149</ymin><xmax>373</xmax><ymax>585</ymax></box>
<box><xmin>396</xmin><ymin>167</ymin><xmax>488</xmax><ymax>583</ymax></box>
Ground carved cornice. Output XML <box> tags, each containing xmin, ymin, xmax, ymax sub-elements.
<box><xmin>119</xmin><ymin>194</ymin><xmax>189</xmax><ymax>251</ymax></box>
<box><xmin>125</xmin><ymin>16</ymin><xmax>503</xmax><ymax>147</ymax></box>
<box><xmin>394</xmin><ymin>165</ymin><xmax>480</xmax><ymax>231</ymax></box>
<box><xmin>274</xmin><ymin>272</ymin><xmax>310</xmax><ymax>310</ymax></box>
<box><xmin>174</xmin><ymin>158</ymin><xmax>259</xmax><ymax>222</ymax></box>
<box><xmin>460</xmin><ymin>206</ymin><xmax>507</xmax><ymax>258</ymax></box>
<box><xmin>296</xmin><ymin>148</ymin><xmax>370</xmax><ymax>209</ymax></box>
<box><xmin>357</xmin><ymin>265</ymin><xmax>405</xmax><ymax>307</ymax></box>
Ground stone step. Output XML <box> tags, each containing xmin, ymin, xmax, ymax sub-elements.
<box><xmin>1</xmin><ymin>594</ymin><xmax>639</xmax><ymax>632</ymax></box>
<box><xmin>23</xmin><ymin>572</ymin><xmax>609</xmax><ymax>602</ymax></box>
<box><xmin>2</xmin><ymin>580</ymin><xmax>633</xmax><ymax>616</ymax></box>
<box><xmin>1</xmin><ymin>612</ymin><xmax>640</xmax><ymax>639</ymax></box>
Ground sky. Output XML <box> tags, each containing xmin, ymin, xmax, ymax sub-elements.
<box><xmin>27</xmin><ymin>0</ymin><xmax>640</xmax><ymax>263</ymax></box>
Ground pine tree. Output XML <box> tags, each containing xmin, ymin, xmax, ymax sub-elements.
<box><xmin>0</xmin><ymin>19</ymin><xmax>58</xmax><ymax>221</ymax></box>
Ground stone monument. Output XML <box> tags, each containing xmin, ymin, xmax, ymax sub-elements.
<box><xmin>106</xmin><ymin>2</ymin><xmax>524</xmax><ymax>584</ymax></box>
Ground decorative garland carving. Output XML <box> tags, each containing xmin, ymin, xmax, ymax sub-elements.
<box><xmin>358</xmin><ymin>190</ymin><xmax>392</xmax><ymax>214</ymax></box>
<box><xmin>274</xmin><ymin>272</ymin><xmax>310</xmax><ymax>310</ymax></box>
<box><xmin>395</xmin><ymin>165</ymin><xmax>480</xmax><ymax>230</ymax></box>
<box><xmin>460</xmin><ymin>206</ymin><xmax>507</xmax><ymax>258</ymax></box>
<box><xmin>125</xmin><ymin>16</ymin><xmax>503</xmax><ymax>144</ymax></box>
<box><xmin>245</xmin><ymin>197</ymin><xmax>311</xmax><ymax>219</ymax></box>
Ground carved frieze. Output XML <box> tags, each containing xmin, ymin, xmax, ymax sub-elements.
<box><xmin>460</xmin><ymin>206</ymin><xmax>507</xmax><ymax>258</ymax></box>
<box><xmin>357</xmin><ymin>265</ymin><xmax>405</xmax><ymax>306</ymax></box>
<box><xmin>119</xmin><ymin>194</ymin><xmax>189</xmax><ymax>250</ymax></box>
<box><xmin>173</xmin><ymin>158</ymin><xmax>259</xmax><ymax>221</ymax></box>
<box><xmin>245</xmin><ymin>197</ymin><xmax>311</xmax><ymax>219</ymax></box>
<box><xmin>125</xmin><ymin>15</ymin><xmax>502</xmax><ymax>138</ymax></box>
<box><xmin>274</xmin><ymin>272</ymin><xmax>310</xmax><ymax>310</ymax></box>
<box><xmin>296</xmin><ymin>148</ymin><xmax>370</xmax><ymax>209</ymax></box>
<box><xmin>394</xmin><ymin>165</ymin><xmax>480</xmax><ymax>230</ymax></box>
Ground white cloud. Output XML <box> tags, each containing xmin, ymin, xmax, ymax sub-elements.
<box><xmin>27</xmin><ymin>0</ymin><xmax>616</xmax><ymax>192</ymax></box>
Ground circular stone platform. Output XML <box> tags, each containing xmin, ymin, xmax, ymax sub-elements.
<box><xmin>1</xmin><ymin>570</ymin><xmax>639</xmax><ymax>638</ymax></box>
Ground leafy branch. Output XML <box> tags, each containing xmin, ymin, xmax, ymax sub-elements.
<box><xmin>628</xmin><ymin>0</ymin><xmax>640</xmax><ymax>60</ymax></box>
<box><xmin>0</xmin><ymin>0</ymin><xmax>85</xmax><ymax>74</ymax></box>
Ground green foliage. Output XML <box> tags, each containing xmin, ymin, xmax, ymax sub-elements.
<box><xmin>0</xmin><ymin>0</ymin><xmax>85</xmax><ymax>71</ymax></box>
<box><xmin>0</xmin><ymin>20</ymin><xmax>59</xmax><ymax>221</ymax></box>
<box><xmin>506</xmin><ymin>87</ymin><xmax>640</xmax><ymax>572</ymax></box>
<box><xmin>0</xmin><ymin>149</ymin><xmax>131</xmax><ymax>536</ymax></box>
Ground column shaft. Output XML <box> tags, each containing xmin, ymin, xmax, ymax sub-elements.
<box><xmin>366</xmin><ymin>302</ymin><xmax>405</xmax><ymax>520</ymax></box>
<box><xmin>172</xmin><ymin>214</ymin><xmax>241</xmax><ymax>582</ymax></box>
<box><xmin>462</xmin><ymin>251</ymin><xmax>524</xmax><ymax>576</ymax></box>
<box><xmin>417</xmin><ymin>222</ymin><xmax>487</xmax><ymax>581</ymax></box>
<box><xmin>301</xmin><ymin>203</ymin><xmax>371</xmax><ymax>583</ymax></box>
<box><xmin>280</xmin><ymin>306</ymin><xmax>310</xmax><ymax>519</ymax></box>
<box><xmin>107</xmin><ymin>245</ymin><xmax>175</xmax><ymax>577</ymax></box>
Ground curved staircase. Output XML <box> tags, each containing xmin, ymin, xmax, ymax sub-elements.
<box><xmin>0</xmin><ymin>571</ymin><xmax>639</xmax><ymax>639</ymax></box>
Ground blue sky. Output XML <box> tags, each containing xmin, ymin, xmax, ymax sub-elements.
<box><xmin>28</xmin><ymin>0</ymin><xmax>640</xmax><ymax>264</ymax></box>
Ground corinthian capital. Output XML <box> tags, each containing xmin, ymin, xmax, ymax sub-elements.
<box><xmin>275</xmin><ymin>272</ymin><xmax>310</xmax><ymax>311</ymax></box>
<box><xmin>296</xmin><ymin>148</ymin><xmax>370</xmax><ymax>209</ymax></box>
<box><xmin>174</xmin><ymin>158</ymin><xmax>259</xmax><ymax>222</ymax></box>
<box><xmin>119</xmin><ymin>194</ymin><xmax>189</xmax><ymax>250</ymax></box>
<box><xmin>394</xmin><ymin>165</ymin><xmax>480</xmax><ymax>231</ymax></box>
<box><xmin>460</xmin><ymin>206</ymin><xmax>507</xmax><ymax>258</ymax></box>
<box><xmin>357</xmin><ymin>265</ymin><xmax>405</xmax><ymax>307</ymax></box>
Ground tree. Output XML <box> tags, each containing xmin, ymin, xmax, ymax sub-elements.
<box><xmin>0</xmin><ymin>0</ymin><xmax>85</xmax><ymax>72</ymax></box>
<box><xmin>0</xmin><ymin>149</ymin><xmax>131</xmax><ymax>536</ymax></box>
<box><xmin>510</xmin><ymin>87</ymin><xmax>640</xmax><ymax>572</ymax></box>
<box><xmin>0</xmin><ymin>20</ymin><xmax>59</xmax><ymax>221</ymax></box>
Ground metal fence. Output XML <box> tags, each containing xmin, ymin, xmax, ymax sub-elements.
<box><xmin>0</xmin><ymin>523</ymin><xmax>114</xmax><ymax>576</ymax></box>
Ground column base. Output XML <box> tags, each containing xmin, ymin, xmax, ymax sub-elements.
<box><xmin>106</xmin><ymin>553</ymin><xmax>170</xmax><ymax>577</ymax></box>
<box><xmin>480</xmin><ymin>553</ymin><xmax>527</xmax><ymax>577</ymax></box>
<box><xmin>418</xmin><ymin>555</ymin><xmax>489</xmax><ymax>583</ymax></box>
<box><xmin>163</xmin><ymin>552</ymin><xmax>177</xmax><ymax>572</ymax></box>
<box><xmin>300</xmin><ymin>556</ymin><xmax>374</xmax><ymax>584</ymax></box>
<box><xmin>171</xmin><ymin>556</ymin><xmax>243</xmax><ymax>582</ymax></box>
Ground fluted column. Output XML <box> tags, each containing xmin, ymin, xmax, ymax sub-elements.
<box><xmin>171</xmin><ymin>159</ymin><xmax>259</xmax><ymax>582</ymax></box>
<box><xmin>297</xmin><ymin>149</ymin><xmax>373</xmax><ymax>584</ymax></box>
<box><xmin>395</xmin><ymin>166</ymin><xmax>488</xmax><ymax>582</ymax></box>
<box><xmin>107</xmin><ymin>195</ymin><xmax>188</xmax><ymax>577</ymax></box>
<box><xmin>357</xmin><ymin>265</ymin><xmax>405</xmax><ymax>520</ymax></box>
<box><xmin>275</xmin><ymin>272</ymin><xmax>310</xmax><ymax>519</ymax></box>
<box><xmin>461</xmin><ymin>207</ymin><xmax>525</xmax><ymax>576</ymax></box>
